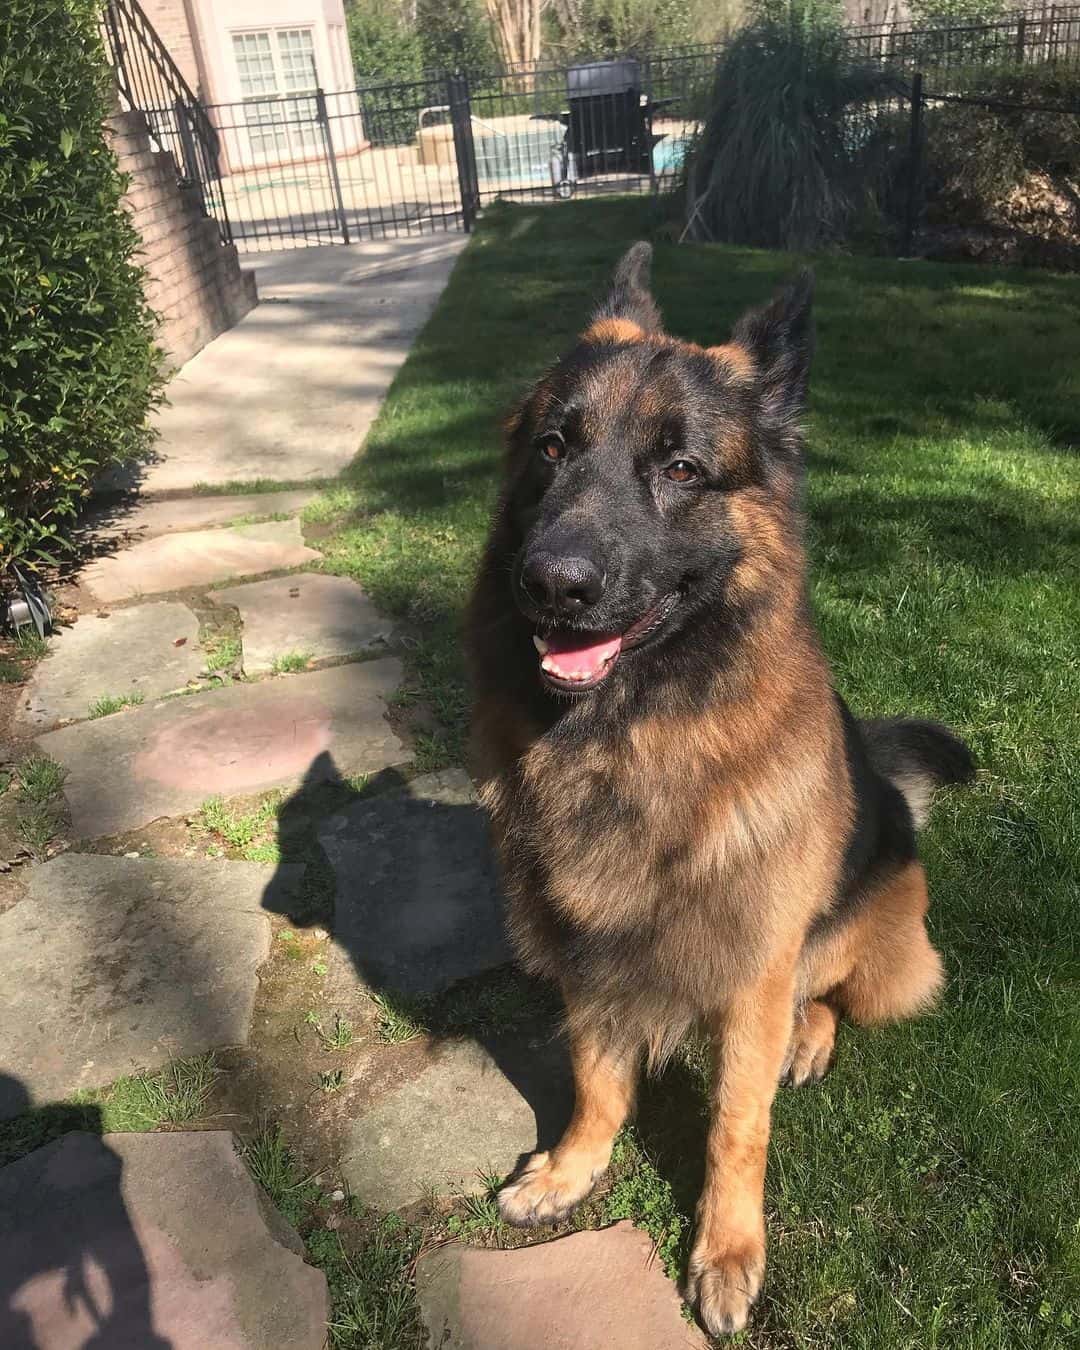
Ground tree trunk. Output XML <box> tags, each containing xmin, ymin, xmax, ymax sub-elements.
<box><xmin>485</xmin><ymin>0</ymin><xmax>542</xmax><ymax>69</ymax></box>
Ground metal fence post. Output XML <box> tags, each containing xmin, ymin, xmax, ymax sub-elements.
<box><xmin>902</xmin><ymin>71</ymin><xmax>924</xmax><ymax>257</ymax></box>
<box><xmin>315</xmin><ymin>85</ymin><xmax>351</xmax><ymax>244</ymax></box>
<box><xmin>447</xmin><ymin>72</ymin><xmax>480</xmax><ymax>232</ymax></box>
<box><xmin>1016</xmin><ymin>13</ymin><xmax>1028</xmax><ymax>64</ymax></box>
<box><xmin>175</xmin><ymin>97</ymin><xmax>197</xmax><ymax>185</ymax></box>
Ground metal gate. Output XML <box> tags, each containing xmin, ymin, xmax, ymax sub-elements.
<box><xmin>202</xmin><ymin>74</ymin><xmax>478</xmax><ymax>250</ymax></box>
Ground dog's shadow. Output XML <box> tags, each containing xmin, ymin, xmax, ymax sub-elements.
<box><xmin>260</xmin><ymin>751</ymin><xmax>575</xmax><ymax>1178</ymax></box>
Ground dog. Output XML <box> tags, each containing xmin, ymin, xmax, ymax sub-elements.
<box><xmin>465</xmin><ymin>242</ymin><xmax>973</xmax><ymax>1337</ymax></box>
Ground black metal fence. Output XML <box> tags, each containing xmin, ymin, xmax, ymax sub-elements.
<box><xmin>194</xmin><ymin>52</ymin><xmax>718</xmax><ymax>251</ymax></box>
<box><xmin>845</xmin><ymin>3</ymin><xmax>1080</xmax><ymax>74</ymax></box>
<box><xmin>102</xmin><ymin>1</ymin><xmax>1080</xmax><ymax>256</ymax></box>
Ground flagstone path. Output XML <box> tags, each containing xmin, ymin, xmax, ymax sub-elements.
<box><xmin>0</xmin><ymin>236</ymin><xmax>697</xmax><ymax>1348</ymax></box>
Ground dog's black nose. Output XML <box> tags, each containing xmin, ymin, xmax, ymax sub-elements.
<box><xmin>522</xmin><ymin>551</ymin><xmax>605</xmax><ymax>616</ymax></box>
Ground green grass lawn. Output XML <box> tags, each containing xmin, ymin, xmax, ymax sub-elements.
<box><xmin>317</xmin><ymin>197</ymin><xmax>1080</xmax><ymax>1346</ymax></box>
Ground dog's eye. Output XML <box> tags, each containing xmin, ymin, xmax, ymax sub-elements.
<box><xmin>663</xmin><ymin>461</ymin><xmax>699</xmax><ymax>483</ymax></box>
<box><xmin>538</xmin><ymin>436</ymin><xmax>565</xmax><ymax>464</ymax></box>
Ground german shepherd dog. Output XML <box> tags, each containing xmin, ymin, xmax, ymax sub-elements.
<box><xmin>466</xmin><ymin>243</ymin><xmax>972</xmax><ymax>1336</ymax></box>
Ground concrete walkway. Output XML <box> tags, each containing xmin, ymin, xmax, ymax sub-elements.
<box><xmin>115</xmin><ymin>234</ymin><xmax>466</xmax><ymax>494</ymax></box>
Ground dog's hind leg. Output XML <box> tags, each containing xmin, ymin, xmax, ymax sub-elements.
<box><xmin>788</xmin><ymin>861</ymin><xmax>945</xmax><ymax>1087</ymax></box>
<box><xmin>498</xmin><ymin>1018</ymin><xmax>639</xmax><ymax>1228</ymax></box>
<box><xmin>831</xmin><ymin>861</ymin><xmax>945</xmax><ymax>1026</ymax></box>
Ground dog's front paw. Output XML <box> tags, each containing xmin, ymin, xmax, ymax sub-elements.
<box><xmin>497</xmin><ymin>1149</ymin><xmax>605</xmax><ymax>1227</ymax></box>
<box><xmin>686</xmin><ymin>1240</ymin><xmax>765</xmax><ymax>1337</ymax></box>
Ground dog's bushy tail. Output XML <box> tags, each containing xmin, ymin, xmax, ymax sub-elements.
<box><xmin>861</xmin><ymin>718</ymin><xmax>975</xmax><ymax>828</ymax></box>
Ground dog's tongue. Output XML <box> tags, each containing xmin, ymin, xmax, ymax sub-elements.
<box><xmin>538</xmin><ymin>631</ymin><xmax>622</xmax><ymax>682</ymax></box>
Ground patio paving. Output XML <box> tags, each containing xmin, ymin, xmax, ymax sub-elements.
<box><xmin>215</xmin><ymin>572</ymin><xmax>393</xmax><ymax>674</ymax></box>
<box><xmin>36</xmin><ymin>658</ymin><xmax>407</xmax><ymax>838</ymax></box>
<box><xmin>124</xmin><ymin>235</ymin><xmax>466</xmax><ymax>493</ymax></box>
<box><xmin>318</xmin><ymin>768</ymin><xmax>510</xmax><ymax>997</ymax></box>
<box><xmin>0</xmin><ymin>855</ymin><xmax>299</xmax><ymax>1114</ymax></box>
<box><xmin>13</xmin><ymin>601</ymin><xmax>203</xmax><ymax>731</ymax></box>
<box><xmin>341</xmin><ymin>1033</ymin><xmax>573</xmax><ymax>1210</ymax></box>
<box><xmin>77</xmin><ymin>518</ymin><xmax>321</xmax><ymax>605</ymax></box>
<box><xmin>0</xmin><ymin>1130</ymin><xmax>328</xmax><ymax>1348</ymax></box>
<box><xmin>416</xmin><ymin>1221</ymin><xmax>707</xmax><ymax>1350</ymax></box>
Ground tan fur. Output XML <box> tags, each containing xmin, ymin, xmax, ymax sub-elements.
<box><xmin>801</xmin><ymin>862</ymin><xmax>945</xmax><ymax>1024</ymax></box>
<box><xmin>688</xmin><ymin>964</ymin><xmax>797</xmax><ymax>1334</ymax></box>
<box><xmin>498</xmin><ymin>1020</ymin><xmax>638</xmax><ymax>1225</ymax></box>
<box><xmin>583</xmin><ymin>317</ymin><xmax>645</xmax><ymax>345</ymax></box>
<box><xmin>708</xmin><ymin>342</ymin><xmax>757</xmax><ymax>382</ymax></box>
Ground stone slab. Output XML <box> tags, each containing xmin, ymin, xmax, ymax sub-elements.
<box><xmin>416</xmin><ymin>1221</ymin><xmax>707</xmax><ymax>1350</ymax></box>
<box><xmin>216</xmin><ymin>572</ymin><xmax>393</xmax><ymax>674</ymax></box>
<box><xmin>341</xmin><ymin>1034</ymin><xmax>573</xmax><ymax>1209</ymax></box>
<box><xmin>108</xmin><ymin>235</ymin><xmax>466</xmax><ymax>493</ymax></box>
<box><xmin>14</xmin><ymin>602</ymin><xmax>203</xmax><ymax>731</ymax></box>
<box><xmin>77</xmin><ymin>519</ymin><xmax>321</xmax><ymax>605</ymax></box>
<box><xmin>0</xmin><ymin>855</ymin><xmax>300</xmax><ymax>1113</ymax></box>
<box><xmin>0</xmin><ymin>1130</ymin><xmax>328</xmax><ymax>1348</ymax></box>
<box><xmin>318</xmin><ymin>768</ymin><xmax>510</xmax><ymax>997</ymax></box>
<box><xmin>36</xmin><ymin>658</ymin><xmax>407</xmax><ymax>839</ymax></box>
<box><xmin>85</xmin><ymin>489</ymin><xmax>317</xmax><ymax>542</ymax></box>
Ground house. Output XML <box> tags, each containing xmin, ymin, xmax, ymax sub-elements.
<box><xmin>140</xmin><ymin>0</ymin><xmax>364</xmax><ymax>170</ymax></box>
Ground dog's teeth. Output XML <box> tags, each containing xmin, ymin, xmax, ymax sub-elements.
<box><xmin>533</xmin><ymin>634</ymin><xmax>549</xmax><ymax>655</ymax></box>
<box><xmin>541</xmin><ymin>656</ymin><xmax>555</xmax><ymax>673</ymax></box>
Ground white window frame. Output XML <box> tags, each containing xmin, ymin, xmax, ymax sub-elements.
<box><xmin>232</xmin><ymin>26</ymin><xmax>322</xmax><ymax>164</ymax></box>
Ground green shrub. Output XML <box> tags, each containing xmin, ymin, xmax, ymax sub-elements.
<box><xmin>681</xmin><ymin>0</ymin><xmax>902</xmax><ymax>250</ymax></box>
<box><xmin>346</xmin><ymin>0</ymin><xmax>424</xmax><ymax>84</ymax></box>
<box><xmin>417</xmin><ymin>0</ymin><xmax>498</xmax><ymax>75</ymax></box>
<box><xmin>0</xmin><ymin>0</ymin><xmax>163</xmax><ymax>568</ymax></box>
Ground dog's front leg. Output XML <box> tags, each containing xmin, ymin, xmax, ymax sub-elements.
<box><xmin>687</xmin><ymin>962</ymin><xmax>797</xmax><ymax>1337</ymax></box>
<box><xmin>498</xmin><ymin>1013</ymin><xmax>639</xmax><ymax>1227</ymax></box>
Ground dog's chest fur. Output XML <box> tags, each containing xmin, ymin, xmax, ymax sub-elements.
<box><xmin>482</xmin><ymin>701</ymin><xmax>837</xmax><ymax>1028</ymax></box>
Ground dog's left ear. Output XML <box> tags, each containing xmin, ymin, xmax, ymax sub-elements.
<box><xmin>590</xmin><ymin>241</ymin><xmax>663</xmax><ymax>336</ymax></box>
<box><xmin>727</xmin><ymin>269</ymin><xmax>815</xmax><ymax>431</ymax></box>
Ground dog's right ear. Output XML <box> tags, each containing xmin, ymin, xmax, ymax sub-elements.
<box><xmin>587</xmin><ymin>242</ymin><xmax>662</xmax><ymax>340</ymax></box>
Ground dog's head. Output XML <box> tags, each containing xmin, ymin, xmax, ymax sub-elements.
<box><xmin>500</xmin><ymin>242</ymin><xmax>814</xmax><ymax>699</ymax></box>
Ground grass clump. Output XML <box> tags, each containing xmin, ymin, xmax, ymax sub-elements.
<box><xmin>307</xmin><ymin>1011</ymin><xmax>356</xmax><ymax>1050</ymax></box>
<box><xmin>0</xmin><ymin>657</ymin><xmax>25</xmax><ymax>683</ymax></box>
<box><xmin>241</xmin><ymin>1125</ymin><xmax>321</xmax><ymax>1228</ymax></box>
<box><xmin>0</xmin><ymin>1054</ymin><xmax>220</xmax><ymax>1166</ymax></box>
<box><xmin>198</xmin><ymin>792</ymin><xmax>281</xmax><ymax>855</ymax></box>
<box><xmin>18</xmin><ymin>754</ymin><xmax>66</xmax><ymax>803</ymax></box>
<box><xmin>271</xmin><ymin>649</ymin><xmax>313</xmax><ymax>675</ymax></box>
<box><xmin>202</xmin><ymin>632</ymin><xmax>242</xmax><ymax>671</ymax></box>
<box><xmin>369</xmin><ymin>992</ymin><xmax>428</xmax><ymax>1044</ymax></box>
<box><xmin>14</xmin><ymin>630</ymin><xmax>49</xmax><ymax>659</ymax></box>
<box><xmin>98</xmin><ymin>1054</ymin><xmax>220</xmax><ymax>1130</ymax></box>
<box><xmin>307</xmin><ymin>1216</ymin><xmax>423</xmax><ymax>1350</ymax></box>
<box><xmin>16</xmin><ymin>804</ymin><xmax>61</xmax><ymax>856</ymax></box>
<box><xmin>87</xmin><ymin>690</ymin><xmax>145</xmax><ymax>719</ymax></box>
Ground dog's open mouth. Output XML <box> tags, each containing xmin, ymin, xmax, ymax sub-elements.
<box><xmin>533</xmin><ymin>595</ymin><xmax>677</xmax><ymax>692</ymax></box>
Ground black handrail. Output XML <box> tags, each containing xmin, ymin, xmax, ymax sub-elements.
<box><xmin>101</xmin><ymin>0</ymin><xmax>232</xmax><ymax>244</ymax></box>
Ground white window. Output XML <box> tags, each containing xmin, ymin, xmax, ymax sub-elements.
<box><xmin>233</xmin><ymin>28</ymin><xmax>320</xmax><ymax>161</ymax></box>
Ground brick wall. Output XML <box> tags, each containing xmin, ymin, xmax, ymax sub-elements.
<box><xmin>139</xmin><ymin>0</ymin><xmax>202</xmax><ymax>94</ymax></box>
<box><xmin>107</xmin><ymin>109</ymin><xmax>257</xmax><ymax>369</ymax></box>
